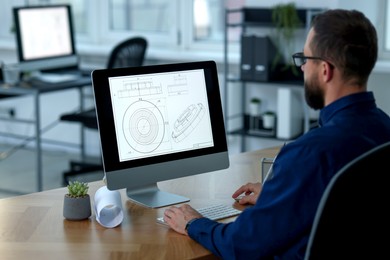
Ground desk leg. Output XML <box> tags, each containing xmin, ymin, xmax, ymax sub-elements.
<box><xmin>79</xmin><ymin>87</ymin><xmax>86</xmax><ymax>161</ymax></box>
<box><xmin>34</xmin><ymin>91</ymin><xmax>43</xmax><ymax>192</ymax></box>
<box><xmin>241</xmin><ymin>83</ymin><xmax>247</xmax><ymax>152</ymax></box>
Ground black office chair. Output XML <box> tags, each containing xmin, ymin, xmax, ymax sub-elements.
<box><xmin>106</xmin><ymin>37</ymin><xmax>148</xmax><ymax>69</ymax></box>
<box><xmin>60</xmin><ymin>37</ymin><xmax>148</xmax><ymax>185</ymax></box>
<box><xmin>304</xmin><ymin>141</ymin><xmax>390</xmax><ymax>260</ymax></box>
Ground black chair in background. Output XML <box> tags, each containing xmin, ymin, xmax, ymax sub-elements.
<box><xmin>106</xmin><ymin>37</ymin><xmax>148</xmax><ymax>69</ymax></box>
<box><xmin>60</xmin><ymin>37</ymin><xmax>148</xmax><ymax>185</ymax></box>
<box><xmin>304</xmin><ymin>141</ymin><xmax>390</xmax><ymax>260</ymax></box>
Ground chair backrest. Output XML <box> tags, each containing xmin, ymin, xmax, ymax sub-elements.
<box><xmin>106</xmin><ymin>37</ymin><xmax>147</xmax><ymax>69</ymax></box>
<box><xmin>304</xmin><ymin>141</ymin><xmax>390</xmax><ymax>260</ymax></box>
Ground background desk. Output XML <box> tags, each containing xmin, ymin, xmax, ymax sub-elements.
<box><xmin>0</xmin><ymin>147</ymin><xmax>279</xmax><ymax>259</ymax></box>
<box><xmin>0</xmin><ymin>76</ymin><xmax>92</xmax><ymax>192</ymax></box>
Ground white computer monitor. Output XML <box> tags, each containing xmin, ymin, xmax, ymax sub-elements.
<box><xmin>92</xmin><ymin>61</ymin><xmax>230</xmax><ymax>208</ymax></box>
<box><xmin>13</xmin><ymin>5</ymin><xmax>78</xmax><ymax>73</ymax></box>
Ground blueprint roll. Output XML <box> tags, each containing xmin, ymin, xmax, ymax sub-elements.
<box><xmin>94</xmin><ymin>186</ymin><xmax>124</xmax><ymax>228</ymax></box>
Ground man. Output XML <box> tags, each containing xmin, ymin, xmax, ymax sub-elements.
<box><xmin>163</xmin><ymin>9</ymin><xmax>390</xmax><ymax>259</ymax></box>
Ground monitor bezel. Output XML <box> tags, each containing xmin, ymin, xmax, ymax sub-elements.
<box><xmin>92</xmin><ymin>60</ymin><xmax>228</xmax><ymax>177</ymax></box>
<box><xmin>13</xmin><ymin>4</ymin><xmax>78</xmax><ymax>72</ymax></box>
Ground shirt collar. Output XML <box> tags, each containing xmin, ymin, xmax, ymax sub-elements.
<box><xmin>318</xmin><ymin>91</ymin><xmax>375</xmax><ymax>127</ymax></box>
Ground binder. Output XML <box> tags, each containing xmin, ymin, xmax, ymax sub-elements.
<box><xmin>240</xmin><ymin>35</ymin><xmax>255</xmax><ymax>81</ymax></box>
<box><xmin>240</xmin><ymin>35</ymin><xmax>278</xmax><ymax>82</ymax></box>
<box><xmin>253</xmin><ymin>36</ymin><xmax>278</xmax><ymax>81</ymax></box>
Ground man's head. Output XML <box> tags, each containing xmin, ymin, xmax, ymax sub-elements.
<box><xmin>310</xmin><ymin>9</ymin><xmax>377</xmax><ymax>85</ymax></box>
<box><xmin>299</xmin><ymin>9</ymin><xmax>378</xmax><ymax>110</ymax></box>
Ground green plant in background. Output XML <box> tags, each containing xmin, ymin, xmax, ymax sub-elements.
<box><xmin>271</xmin><ymin>2</ymin><xmax>302</xmax><ymax>76</ymax></box>
<box><xmin>263</xmin><ymin>111</ymin><xmax>275</xmax><ymax>116</ymax></box>
<box><xmin>250</xmin><ymin>97</ymin><xmax>261</xmax><ymax>104</ymax></box>
<box><xmin>67</xmin><ymin>181</ymin><xmax>89</xmax><ymax>198</ymax></box>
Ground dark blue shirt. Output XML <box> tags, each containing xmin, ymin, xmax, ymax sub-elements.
<box><xmin>188</xmin><ymin>91</ymin><xmax>390</xmax><ymax>259</ymax></box>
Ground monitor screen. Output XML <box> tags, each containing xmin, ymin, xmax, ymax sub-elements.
<box><xmin>92</xmin><ymin>61</ymin><xmax>229</xmax><ymax>208</ymax></box>
<box><xmin>13</xmin><ymin>5</ymin><xmax>78</xmax><ymax>73</ymax></box>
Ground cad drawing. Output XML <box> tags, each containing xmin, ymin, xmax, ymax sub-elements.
<box><xmin>122</xmin><ymin>100</ymin><xmax>165</xmax><ymax>153</ymax></box>
<box><xmin>172</xmin><ymin>103</ymin><xmax>205</xmax><ymax>142</ymax></box>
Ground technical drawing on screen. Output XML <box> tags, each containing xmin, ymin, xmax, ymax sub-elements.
<box><xmin>109</xmin><ymin>69</ymin><xmax>213</xmax><ymax>162</ymax></box>
<box><xmin>92</xmin><ymin>61</ymin><xmax>229</xmax><ymax>208</ymax></box>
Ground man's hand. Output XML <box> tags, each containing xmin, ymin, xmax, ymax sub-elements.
<box><xmin>164</xmin><ymin>204</ymin><xmax>203</xmax><ymax>235</ymax></box>
<box><xmin>232</xmin><ymin>182</ymin><xmax>262</xmax><ymax>205</ymax></box>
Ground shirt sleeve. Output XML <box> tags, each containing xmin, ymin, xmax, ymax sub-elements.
<box><xmin>187</xmin><ymin>141</ymin><xmax>331</xmax><ymax>259</ymax></box>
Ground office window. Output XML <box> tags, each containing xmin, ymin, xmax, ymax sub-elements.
<box><xmin>375</xmin><ymin>0</ymin><xmax>390</xmax><ymax>60</ymax></box>
<box><xmin>103</xmin><ymin>0</ymin><xmax>177</xmax><ymax>46</ymax></box>
<box><xmin>0</xmin><ymin>0</ymin><xmax>241</xmax><ymax>60</ymax></box>
<box><xmin>0</xmin><ymin>0</ymin><xmax>25</xmax><ymax>39</ymax></box>
<box><xmin>109</xmin><ymin>0</ymin><xmax>171</xmax><ymax>33</ymax></box>
<box><xmin>0</xmin><ymin>0</ymin><xmax>86</xmax><ymax>39</ymax></box>
<box><xmin>4</xmin><ymin>0</ymin><xmax>390</xmax><ymax>62</ymax></box>
<box><xmin>192</xmin><ymin>0</ymin><xmax>243</xmax><ymax>43</ymax></box>
<box><xmin>106</xmin><ymin>0</ymin><xmax>229</xmax><ymax>43</ymax></box>
<box><xmin>193</xmin><ymin>0</ymin><xmax>224</xmax><ymax>42</ymax></box>
<box><xmin>47</xmin><ymin>0</ymin><xmax>88</xmax><ymax>34</ymax></box>
<box><xmin>385</xmin><ymin>1</ymin><xmax>390</xmax><ymax>51</ymax></box>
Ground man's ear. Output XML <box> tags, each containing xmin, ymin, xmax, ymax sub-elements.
<box><xmin>322</xmin><ymin>61</ymin><xmax>334</xmax><ymax>82</ymax></box>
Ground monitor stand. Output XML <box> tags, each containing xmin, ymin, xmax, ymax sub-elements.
<box><xmin>126</xmin><ymin>184</ymin><xmax>190</xmax><ymax>208</ymax></box>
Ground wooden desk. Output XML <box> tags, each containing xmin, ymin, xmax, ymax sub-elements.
<box><xmin>0</xmin><ymin>147</ymin><xmax>279</xmax><ymax>259</ymax></box>
<box><xmin>0</xmin><ymin>76</ymin><xmax>91</xmax><ymax>191</ymax></box>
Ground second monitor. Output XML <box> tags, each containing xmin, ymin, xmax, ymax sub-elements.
<box><xmin>92</xmin><ymin>60</ymin><xmax>229</xmax><ymax>208</ymax></box>
<box><xmin>13</xmin><ymin>5</ymin><xmax>78</xmax><ymax>74</ymax></box>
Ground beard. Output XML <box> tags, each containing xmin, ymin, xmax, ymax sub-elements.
<box><xmin>304</xmin><ymin>73</ymin><xmax>325</xmax><ymax>110</ymax></box>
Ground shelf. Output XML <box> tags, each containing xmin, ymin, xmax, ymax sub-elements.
<box><xmin>229</xmin><ymin>117</ymin><xmax>319</xmax><ymax>140</ymax></box>
<box><xmin>228</xmin><ymin>114</ymin><xmax>276</xmax><ymax>138</ymax></box>
<box><xmin>226</xmin><ymin>7</ymin><xmax>323</xmax><ymax>28</ymax></box>
<box><xmin>227</xmin><ymin>75</ymin><xmax>303</xmax><ymax>86</ymax></box>
<box><xmin>240</xmin><ymin>7</ymin><xmax>323</xmax><ymax>28</ymax></box>
<box><xmin>229</xmin><ymin>128</ymin><xmax>276</xmax><ymax>139</ymax></box>
<box><xmin>223</xmin><ymin>7</ymin><xmax>323</xmax><ymax>151</ymax></box>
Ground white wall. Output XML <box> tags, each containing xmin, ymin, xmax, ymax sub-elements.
<box><xmin>368</xmin><ymin>72</ymin><xmax>390</xmax><ymax>115</ymax></box>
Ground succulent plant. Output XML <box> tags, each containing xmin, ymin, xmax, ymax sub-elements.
<box><xmin>67</xmin><ymin>181</ymin><xmax>89</xmax><ymax>198</ymax></box>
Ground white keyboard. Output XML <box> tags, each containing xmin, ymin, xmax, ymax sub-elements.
<box><xmin>33</xmin><ymin>73</ymin><xmax>80</xmax><ymax>83</ymax></box>
<box><xmin>157</xmin><ymin>204</ymin><xmax>242</xmax><ymax>225</ymax></box>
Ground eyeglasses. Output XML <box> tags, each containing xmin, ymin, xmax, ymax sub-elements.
<box><xmin>292</xmin><ymin>52</ymin><xmax>329</xmax><ymax>67</ymax></box>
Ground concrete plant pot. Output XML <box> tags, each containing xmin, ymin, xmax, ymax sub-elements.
<box><xmin>63</xmin><ymin>194</ymin><xmax>92</xmax><ymax>221</ymax></box>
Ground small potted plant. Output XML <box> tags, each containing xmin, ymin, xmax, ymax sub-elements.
<box><xmin>63</xmin><ymin>181</ymin><xmax>91</xmax><ymax>221</ymax></box>
<box><xmin>262</xmin><ymin>111</ymin><xmax>276</xmax><ymax>129</ymax></box>
<box><xmin>249</xmin><ymin>97</ymin><xmax>262</xmax><ymax>117</ymax></box>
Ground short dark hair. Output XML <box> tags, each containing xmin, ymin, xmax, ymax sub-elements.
<box><xmin>310</xmin><ymin>9</ymin><xmax>377</xmax><ymax>85</ymax></box>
